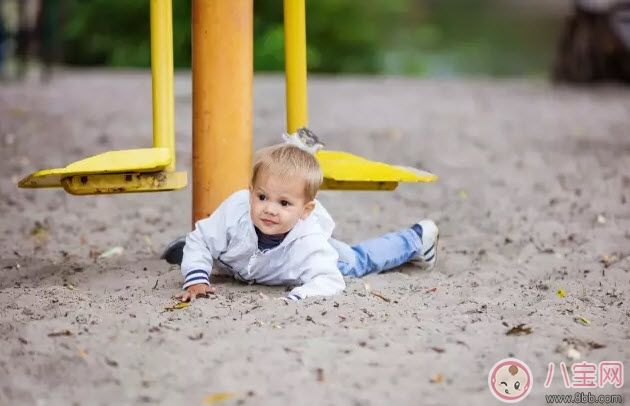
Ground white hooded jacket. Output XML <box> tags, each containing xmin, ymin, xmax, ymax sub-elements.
<box><xmin>180</xmin><ymin>189</ymin><xmax>346</xmax><ymax>300</ymax></box>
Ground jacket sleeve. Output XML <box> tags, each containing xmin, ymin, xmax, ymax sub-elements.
<box><xmin>286</xmin><ymin>235</ymin><xmax>346</xmax><ymax>300</ymax></box>
<box><xmin>180</xmin><ymin>191</ymin><xmax>243</xmax><ymax>289</ymax></box>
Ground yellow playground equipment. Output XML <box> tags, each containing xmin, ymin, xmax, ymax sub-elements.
<box><xmin>282</xmin><ymin>0</ymin><xmax>436</xmax><ymax>192</ymax></box>
<box><xmin>18</xmin><ymin>0</ymin><xmax>186</xmax><ymax>195</ymax></box>
<box><xmin>18</xmin><ymin>0</ymin><xmax>437</xmax><ymax>224</ymax></box>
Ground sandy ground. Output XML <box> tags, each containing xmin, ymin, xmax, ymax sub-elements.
<box><xmin>0</xmin><ymin>71</ymin><xmax>629</xmax><ymax>406</ymax></box>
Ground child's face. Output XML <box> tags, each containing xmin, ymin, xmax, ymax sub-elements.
<box><xmin>249</xmin><ymin>171</ymin><xmax>315</xmax><ymax>236</ymax></box>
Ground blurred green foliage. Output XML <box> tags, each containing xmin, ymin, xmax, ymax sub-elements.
<box><xmin>60</xmin><ymin>0</ymin><xmax>563</xmax><ymax>76</ymax></box>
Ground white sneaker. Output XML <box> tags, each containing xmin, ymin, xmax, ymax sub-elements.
<box><xmin>411</xmin><ymin>219</ymin><xmax>439</xmax><ymax>269</ymax></box>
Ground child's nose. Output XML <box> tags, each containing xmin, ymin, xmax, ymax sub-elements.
<box><xmin>264</xmin><ymin>203</ymin><xmax>278</xmax><ymax>215</ymax></box>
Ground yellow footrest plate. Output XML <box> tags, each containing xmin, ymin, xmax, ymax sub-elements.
<box><xmin>61</xmin><ymin>171</ymin><xmax>187</xmax><ymax>195</ymax></box>
<box><xmin>316</xmin><ymin>150</ymin><xmax>437</xmax><ymax>191</ymax></box>
<box><xmin>18</xmin><ymin>148</ymin><xmax>173</xmax><ymax>189</ymax></box>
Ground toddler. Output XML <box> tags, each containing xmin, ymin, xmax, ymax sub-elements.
<box><xmin>177</xmin><ymin>142</ymin><xmax>439</xmax><ymax>302</ymax></box>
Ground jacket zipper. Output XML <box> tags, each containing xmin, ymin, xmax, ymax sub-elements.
<box><xmin>247</xmin><ymin>250</ymin><xmax>260</xmax><ymax>274</ymax></box>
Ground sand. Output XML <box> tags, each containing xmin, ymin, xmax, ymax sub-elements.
<box><xmin>0</xmin><ymin>71</ymin><xmax>629</xmax><ymax>405</ymax></box>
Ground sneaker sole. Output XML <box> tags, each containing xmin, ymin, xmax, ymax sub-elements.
<box><xmin>161</xmin><ymin>236</ymin><xmax>186</xmax><ymax>265</ymax></box>
<box><xmin>426</xmin><ymin>232</ymin><xmax>439</xmax><ymax>270</ymax></box>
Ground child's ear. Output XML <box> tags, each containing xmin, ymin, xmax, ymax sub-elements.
<box><xmin>301</xmin><ymin>201</ymin><xmax>316</xmax><ymax>219</ymax></box>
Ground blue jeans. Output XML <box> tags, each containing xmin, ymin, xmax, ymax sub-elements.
<box><xmin>330</xmin><ymin>228</ymin><xmax>421</xmax><ymax>277</ymax></box>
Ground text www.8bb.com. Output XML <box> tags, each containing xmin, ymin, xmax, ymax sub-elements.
<box><xmin>546</xmin><ymin>392</ymin><xmax>623</xmax><ymax>404</ymax></box>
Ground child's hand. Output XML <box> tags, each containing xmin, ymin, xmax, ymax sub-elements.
<box><xmin>179</xmin><ymin>283</ymin><xmax>216</xmax><ymax>302</ymax></box>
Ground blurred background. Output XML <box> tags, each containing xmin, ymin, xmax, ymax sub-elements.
<box><xmin>0</xmin><ymin>0</ymin><xmax>628</xmax><ymax>82</ymax></box>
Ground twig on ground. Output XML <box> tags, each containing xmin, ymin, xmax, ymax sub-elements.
<box><xmin>370</xmin><ymin>290</ymin><xmax>391</xmax><ymax>302</ymax></box>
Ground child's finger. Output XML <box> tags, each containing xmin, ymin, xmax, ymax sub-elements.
<box><xmin>208</xmin><ymin>286</ymin><xmax>216</xmax><ymax>294</ymax></box>
<box><xmin>180</xmin><ymin>292</ymin><xmax>191</xmax><ymax>302</ymax></box>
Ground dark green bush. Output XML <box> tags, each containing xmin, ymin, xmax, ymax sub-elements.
<box><xmin>59</xmin><ymin>0</ymin><xmax>561</xmax><ymax>76</ymax></box>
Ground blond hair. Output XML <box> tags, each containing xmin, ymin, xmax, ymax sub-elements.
<box><xmin>252</xmin><ymin>144</ymin><xmax>323</xmax><ymax>201</ymax></box>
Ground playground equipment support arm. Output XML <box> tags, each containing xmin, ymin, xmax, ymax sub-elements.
<box><xmin>284</xmin><ymin>0</ymin><xmax>308</xmax><ymax>133</ymax></box>
<box><xmin>150</xmin><ymin>0</ymin><xmax>175</xmax><ymax>171</ymax></box>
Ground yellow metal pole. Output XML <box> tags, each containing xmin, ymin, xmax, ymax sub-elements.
<box><xmin>283</xmin><ymin>0</ymin><xmax>308</xmax><ymax>133</ymax></box>
<box><xmin>150</xmin><ymin>0</ymin><xmax>175</xmax><ymax>171</ymax></box>
<box><xmin>192</xmin><ymin>0</ymin><xmax>253</xmax><ymax>224</ymax></box>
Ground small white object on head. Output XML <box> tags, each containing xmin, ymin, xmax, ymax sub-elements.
<box><xmin>281</xmin><ymin>128</ymin><xmax>324</xmax><ymax>155</ymax></box>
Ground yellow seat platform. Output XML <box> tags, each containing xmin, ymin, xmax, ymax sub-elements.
<box><xmin>18</xmin><ymin>148</ymin><xmax>187</xmax><ymax>195</ymax></box>
<box><xmin>317</xmin><ymin>150</ymin><xmax>437</xmax><ymax>191</ymax></box>
<box><xmin>17</xmin><ymin>0</ymin><xmax>187</xmax><ymax>197</ymax></box>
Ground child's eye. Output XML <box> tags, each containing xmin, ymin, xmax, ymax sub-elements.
<box><xmin>280</xmin><ymin>200</ymin><xmax>290</xmax><ymax>207</ymax></box>
<box><xmin>258</xmin><ymin>194</ymin><xmax>266</xmax><ymax>201</ymax></box>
